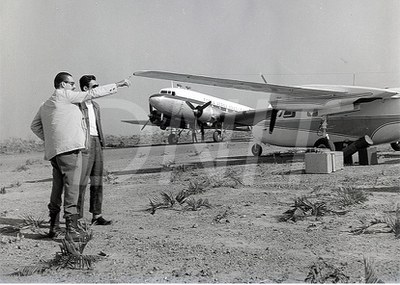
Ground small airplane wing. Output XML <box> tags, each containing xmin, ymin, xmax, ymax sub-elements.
<box><xmin>134</xmin><ymin>70</ymin><xmax>399</xmax><ymax>113</ymax></box>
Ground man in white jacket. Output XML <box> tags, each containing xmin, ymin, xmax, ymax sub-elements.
<box><xmin>31</xmin><ymin>71</ymin><xmax>130</xmax><ymax>240</ymax></box>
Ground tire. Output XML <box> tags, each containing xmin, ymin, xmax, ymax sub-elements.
<box><xmin>213</xmin><ymin>130</ymin><xmax>223</xmax><ymax>142</ymax></box>
<box><xmin>314</xmin><ymin>138</ymin><xmax>335</xmax><ymax>151</ymax></box>
<box><xmin>251</xmin><ymin>144</ymin><xmax>262</xmax><ymax>156</ymax></box>
<box><xmin>168</xmin><ymin>134</ymin><xmax>178</xmax><ymax>144</ymax></box>
<box><xmin>390</xmin><ymin>141</ymin><xmax>400</xmax><ymax>151</ymax></box>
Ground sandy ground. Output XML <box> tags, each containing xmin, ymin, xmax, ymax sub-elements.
<box><xmin>0</xmin><ymin>141</ymin><xmax>400</xmax><ymax>283</ymax></box>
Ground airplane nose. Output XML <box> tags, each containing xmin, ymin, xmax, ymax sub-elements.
<box><xmin>149</xmin><ymin>94</ymin><xmax>163</xmax><ymax>106</ymax></box>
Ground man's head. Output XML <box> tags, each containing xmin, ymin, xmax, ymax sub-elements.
<box><xmin>54</xmin><ymin>72</ymin><xmax>76</xmax><ymax>90</ymax></box>
<box><xmin>79</xmin><ymin>75</ymin><xmax>99</xmax><ymax>91</ymax></box>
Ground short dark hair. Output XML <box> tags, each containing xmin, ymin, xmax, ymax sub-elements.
<box><xmin>79</xmin><ymin>75</ymin><xmax>97</xmax><ymax>91</ymax></box>
<box><xmin>54</xmin><ymin>72</ymin><xmax>72</xmax><ymax>89</ymax></box>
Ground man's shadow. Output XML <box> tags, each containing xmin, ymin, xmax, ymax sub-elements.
<box><xmin>0</xmin><ymin>216</ymin><xmax>54</xmax><ymax>241</ymax></box>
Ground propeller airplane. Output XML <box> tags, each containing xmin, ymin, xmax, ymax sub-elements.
<box><xmin>132</xmin><ymin>70</ymin><xmax>400</xmax><ymax>156</ymax></box>
<box><xmin>121</xmin><ymin>86</ymin><xmax>266</xmax><ymax>144</ymax></box>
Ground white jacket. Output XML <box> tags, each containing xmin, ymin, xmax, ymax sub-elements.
<box><xmin>31</xmin><ymin>84</ymin><xmax>118</xmax><ymax>160</ymax></box>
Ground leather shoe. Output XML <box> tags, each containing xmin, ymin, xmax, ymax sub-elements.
<box><xmin>91</xmin><ymin>216</ymin><xmax>112</xmax><ymax>225</ymax></box>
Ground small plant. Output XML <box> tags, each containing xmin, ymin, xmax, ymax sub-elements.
<box><xmin>305</xmin><ymin>258</ymin><xmax>349</xmax><ymax>283</ymax></box>
<box><xmin>184</xmin><ymin>198</ymin><xmax>212</xmax><ymax>211</ymax></box>
<box><xmin>187</xmin><ymin>180</ymin><xmax>209</xmax><ymax>195</ymax></box>
<box><xmin>279</xmin><ymin>196</ymin><xmax>328</xmax><ymax>222</ymax></box>
<box><xmin>364</xmin><ymin>256</ymin><xmax>384</xmax><ymax>283</ymax></box>
<box><xmin>333</xmin><ymin>186</ymin><xmax>368</xmax><ymax>207</ymax></box>
<box><xmin>352</xmin><ymin>206</ymin><xmax>400</xmax><ymax>237</ymax></box>
<box><xmin>175</xmin><ymin>190</ymin><xmax>189</xmax><ymax>205</ymax></box>
<box><xmin>20</xmin><ymin>214</ymin><xmax>47</xmax><ymax>236</ymax></box>
<box><xmin>0</xmin><ymin>214</ymin><xmax>47</xmax><ymax>237</ymax></box>
<box><xmin>147</xmin><ymin>191</ymin><xmax>177</xmax><ymax>214</ymax></box>
<box><xmin>160</xmin><ymin>191</ymin><xmax>176</xmax><ymax>207</ymax></box>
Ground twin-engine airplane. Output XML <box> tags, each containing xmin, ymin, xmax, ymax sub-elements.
<box><xmin>132</xmin><ymin>70</ymin><xmax>400</xmax><ymax>156</ymax></box>
<box><xmin>122</xmin><ymin>86</ymin><xmax>263</xmax><ymax>144</ymax></box>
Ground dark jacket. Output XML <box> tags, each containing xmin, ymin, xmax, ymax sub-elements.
<box><xmin>80</xmin><ymin>101</ymin><xmax>105</xmax><ymax>147</ymax></box>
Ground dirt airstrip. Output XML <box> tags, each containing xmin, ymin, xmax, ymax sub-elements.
<box><xmin>0</xmin><ymin>139</ymin><xmax>399</xmax><ymax>283</ymax></box>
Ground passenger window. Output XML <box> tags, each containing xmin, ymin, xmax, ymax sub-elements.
<box><xmin>283</xmin><ymin>111</ymin><xmax>296</xmax><ymax>118</ymax></box>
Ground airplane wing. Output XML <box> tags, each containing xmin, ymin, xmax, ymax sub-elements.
<box><xmin>134</xmin><ymin>70</ymin><xmax>398</xmax><ymax>113</ymax></box>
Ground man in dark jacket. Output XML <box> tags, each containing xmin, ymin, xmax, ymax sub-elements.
<box><xmin>78</xmin><ymin>74</ymin><xmax>112</xmax><ymax>225</ymax></box>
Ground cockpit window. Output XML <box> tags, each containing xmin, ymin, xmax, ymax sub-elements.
<box><xmin>160</xmin><ymin>90</ymin><xmax>175</xmax><ymax>95</ymax></box>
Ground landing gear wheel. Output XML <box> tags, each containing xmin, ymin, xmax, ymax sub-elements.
<box><xmin>314</xmin><ymin>138</ymin><xmax>335</xmax><ymax>151</ymax></box>
<box><xmin>168</xmin><ymin>134</ymin><xmax>178</xmax><ymax>145</ymax></box>
<box><xmin>213</xmin><ymin>130</ymin><xmax>223</xmax><ymax>142</ymax></box>
<box><xmin>251</xmin><ymin>144</ymin><xmax>263</xmax><ymax>156</ymax></box>
<box><xmin>391</xmin><ymin>141</ymin><xmax>400</xmax><ymax>151</ymax></box>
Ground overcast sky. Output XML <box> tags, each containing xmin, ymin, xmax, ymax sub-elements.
<box><xmin>1</xmin><ymin>0</ymin><xmax>399</xmax><ymax>140</ymax></box>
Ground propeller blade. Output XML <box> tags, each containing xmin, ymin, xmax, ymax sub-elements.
<box><xmin>199</xmin><ymin>101</ymin><xmax>212</xmax><ymax>110</ymax></box>
<box><xmin>141</xmin><ymin>120</ymin><xmax>150</xmax><ymax>131</ymax></box>
<box><xmin>269</xmin><ymin>109</ymin><xmax>279</xmax><ymax>134</ymax></box>
<box><xmin>186</xmin><ymin>101</ymin><xmax>196</xmax><ymax>110</ymax></box>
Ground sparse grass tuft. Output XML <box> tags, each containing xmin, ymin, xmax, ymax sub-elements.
<box><xmin>333</xmin><ymin>186</ymin><xmax>368</xmax><ymax>207</ymax></box>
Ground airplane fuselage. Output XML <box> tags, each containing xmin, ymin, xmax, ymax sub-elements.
<box><xmin>253</xmin><ymin>97</ymin><xmax>400</xmax><ymax>148</ymax></box>
<box><xmin>149</xmin><ymin>88</ymin><xmax>253</xmax><ymax>126</ymax></box>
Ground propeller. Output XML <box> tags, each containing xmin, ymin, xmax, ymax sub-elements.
<box><xmin>141</xmin><ymin>103</ymin><xmax>154</xmax><ymax>131</ymax></box>
<box><xmin>269</xmin><ymin>109</ymin><xmax>278</xmax><ymax>134</ymax></box>
<box><xmin>186</xmin><ymin>101</ymin><xmax>212</xmax><ymax>118</ymax></box>
<box><xmin>185</xmin><ymin>101</ymin><xmax>212</xmax><ymax>142</ymax></box>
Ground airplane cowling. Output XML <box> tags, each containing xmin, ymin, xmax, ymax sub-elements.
<box><xmin>197</xmin><ymin>107</ymin><xmax>219</xmax><ymax>124</ymax></box>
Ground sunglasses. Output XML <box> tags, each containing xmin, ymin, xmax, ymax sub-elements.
<box><xmin>91</xmin><ymin>84</ymin><xmax>99</xmax><ymax>88</ymax></box>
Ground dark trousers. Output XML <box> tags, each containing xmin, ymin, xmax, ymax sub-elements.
<box><xmin>77</xmin><ymin>136</ymin><xmax>104</xmax><ymax>218</ymax></box>
<box><xmin>49</xmin><ymin>150</ymin><xmax>82</xmax><ymax>219</ymax></box>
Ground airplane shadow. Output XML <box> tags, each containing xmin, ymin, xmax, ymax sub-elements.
<box><xmin>111</xmin><ymin>153</ymin><xmax>306</xmax><ymax>176</ymax></box>
<box><xmin>358</xmin><ymin>186</ymin><xmax>400</xmax><ymax>193</ymax></box>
